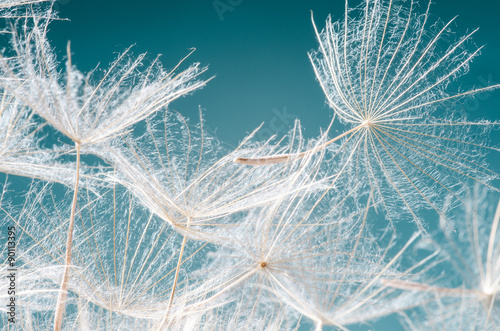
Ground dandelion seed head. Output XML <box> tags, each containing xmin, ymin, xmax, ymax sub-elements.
<box><xmin>309</xmin><ymin>0</ymin><xmax>500</xmax><ymax>228</ymax></box>
<box><xmin>402</xmin><ymin>187</ymin><xmax>500</xmax><ymax>329</ymax></box>
<box><xmin>0</xmin><ymin>15</ymin><xmax>209</xmax><ymax>149</ymax></box>
<box><xmin>108</xmin><ymin>111</ymin><xmax>327</xmax><ymax>242</ymax></box>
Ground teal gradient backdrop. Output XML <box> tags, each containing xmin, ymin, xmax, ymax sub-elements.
<box><xmin>48</xmin><ymin>0</ymin><xmax>500</xmax><ymax>150</ymax></box>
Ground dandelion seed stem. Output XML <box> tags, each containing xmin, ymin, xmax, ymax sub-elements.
<box><xmin>53</xmin><ymin>142</ymin><xmax>81</xmax><ymax>331</ymax></box>
<box><xmin>381</xmin><ymin>279</ymin><xmax>486</xmax><ymax>297</ymax></box>
<box><xmin>234</xmin><ymin>122</ymin><xmax>365</xmax><ymax>166</ymax></box>
<box><xmin>156</xmin><ymin>225</ymin><xmax>188</xmax><ymax>330</ymax></box>
<box><xmin>485</xmin><ymin>199</ymin><xmax>500</xmax><ymax>290</ymax></box>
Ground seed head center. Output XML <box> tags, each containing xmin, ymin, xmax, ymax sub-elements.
<box><xmin>362</xmin><ymin>119</ymin><xmax>372</xmax><ymax>128</ymax></box>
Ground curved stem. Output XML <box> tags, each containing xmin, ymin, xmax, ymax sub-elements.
<box><xmin>53</xmin><ymin>142</ymin><xmax>81</xmax><ymax>331</ymax></box>
<box><xmin>234</xmin><ymin>122</ymin><xmax>365</xmax><ymax>166</ymax></box>
<box><xmin>381</xmin><ymin>279</ymin><xmax>486</xmax><ymax>297</ymax></box>
<box><xmin>155</xmin><ymin>222</ymin><xmax>189</xmax><ymax>330</ymax></box>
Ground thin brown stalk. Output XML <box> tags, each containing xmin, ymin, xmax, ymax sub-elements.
<box><xmin>234</xmin><ymin>122</ymin><xmax>366</xmax><ymax>166</ymax></box>
<box><xmin>381</xmin><ymin>279</ymin><xmax>486</xmax><ymax>297</ymax></box>
<box><xmin>155</xmin><ymin>222</ymin><xmax>189</xmax><ymax>330</ymax></box>
<box><xmin>53</xmin><ymin>142</ymin><xmax>81</xmax><ymax>331</ymax></box>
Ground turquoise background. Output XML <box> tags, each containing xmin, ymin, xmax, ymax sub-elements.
<box><xmin>48</xmin><ymin>0</ymin><xmax>500</xmax><ymax>149</ymax></box>
<box><xmin>45</xmin><ymin>0</ymin><xmax>500</xmax><ymax>329</ymax></box>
